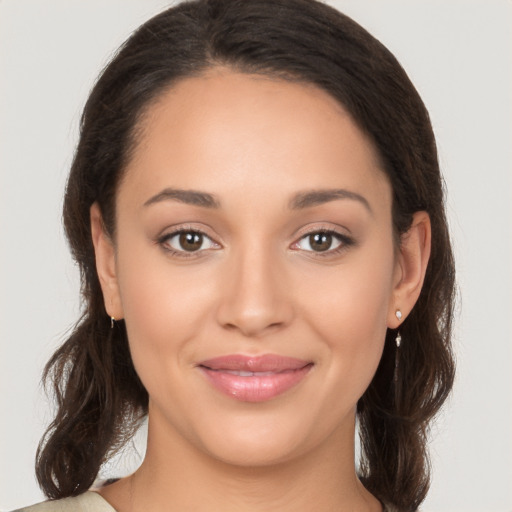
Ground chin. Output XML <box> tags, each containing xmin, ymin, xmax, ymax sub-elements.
<box><xmin>183</xmin><ymin>398</ymin><xmax>353</xmax><ymax>470</ymax></box>
<box><xmin>200</xmin><ymin>426</ymin><xmax>308</xmax><ymax>468</ymax></box>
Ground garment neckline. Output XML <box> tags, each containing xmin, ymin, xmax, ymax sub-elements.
<box><xmin>84</xmin><ymin>491</ymin><xmax>118</xmax><ymax>511</ymax></box>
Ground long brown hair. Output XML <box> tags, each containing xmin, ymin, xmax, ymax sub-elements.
<box><xmin>36</xmin><ymin>1</ymin><xmax>456</xmax><ymax>510</ymax></box>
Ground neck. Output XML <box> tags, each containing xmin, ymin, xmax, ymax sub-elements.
<box><xmin>100</xmin><ymin>411</ymin><xmax>381</xmax><ymax>512</ymax></box>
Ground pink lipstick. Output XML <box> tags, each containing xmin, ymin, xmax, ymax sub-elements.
<box><xmin>197</xmin><ymin>354</ymin><xmax>312</xmax><ymax>402</ymax></box>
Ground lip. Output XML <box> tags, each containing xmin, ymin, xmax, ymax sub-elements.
<box><xmin>197</xmin><ymin>354</ymin><xmax>313</xmax><ymax>402</ymax></box>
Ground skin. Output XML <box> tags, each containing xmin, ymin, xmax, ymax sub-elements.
<box><xmin>91</xmin><ymin>69</ymin><xmax>431</xmax><ymax>512</ymax></box>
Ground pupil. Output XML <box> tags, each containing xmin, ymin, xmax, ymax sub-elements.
<box><xmin>179</xmin><ymin>232</ymin><xmax>202</xmax><ymax>251</ymax></box>
<box><xmin>310</xmin><ymin>233</ymin><xmax>331</xmax><ymax>252</ymax></box>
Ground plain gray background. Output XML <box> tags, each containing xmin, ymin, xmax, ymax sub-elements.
<box><xmin>1</xmin><ymin>1</ymin><xmax>511</xmax><ymax>510</ymax></box>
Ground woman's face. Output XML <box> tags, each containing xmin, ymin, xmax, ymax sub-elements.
<box><xmin>98</xmin><ymin>69</ymin><xmax>402</xmax><ymax>466</ymax></box>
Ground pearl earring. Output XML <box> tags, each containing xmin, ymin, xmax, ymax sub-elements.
<box><xmin>110</xmin><ymin>316</ymin><xmax>115</xmax><ymax>329</ymax></box>
<box><xmin>394</xmin><ymin>310</ymin><xmax>403</xmax><ymax>383</ymax></box>
<box><xmin>395</xmin><ymin>310</ymin><xmax>402</xmax><ymax>347</ymax></box>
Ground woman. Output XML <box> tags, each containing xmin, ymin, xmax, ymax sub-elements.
<box><xmin>16</xmin><ymin>0</ymin><xmax>455</xmax><ymax>510</ymax></box>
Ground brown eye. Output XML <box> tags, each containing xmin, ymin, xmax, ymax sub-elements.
<box><xmin>161</xmin><ymin>230</ymin><xmax>218</xmax><ymax>254</ymax></box>
<box><xmin>179</xmin><ymin>232</ymin><xmax>203</xmax><ymax>251</ymax></box>
<box><xmin>308</xmin><ymin>233</ymin><xmax>333</xmax><ymax>252</ymax></box>
<box><xmin>293</xmin><ymin>230</ymin><xmax>347</xmax><ymax>254</ymax></box>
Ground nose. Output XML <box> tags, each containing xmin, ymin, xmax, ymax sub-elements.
<box><xmin>215</xmin><ymin>245</ymin><xmax>294</xmax><ymax>338</ymax></box>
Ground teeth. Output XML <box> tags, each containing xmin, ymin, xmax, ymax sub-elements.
<box><xmin>224</xmin><ymin>370</ymin><xmax>275</xmax><ymax>377</ymax></box>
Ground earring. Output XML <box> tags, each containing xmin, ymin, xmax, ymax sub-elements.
<box><xmin>110</xmin><ymin>316</ymin><xmax>115</xmax><ymax>329</ymax></box>
<box><xmin>394</xmin><ymin>310</ymin><xmax>402</xmax><ymax>383</ymax></box>
<box><xmin>395</xmin><ymin>310</ymin><xmax>402</xmax><ymax>347</ymax></box>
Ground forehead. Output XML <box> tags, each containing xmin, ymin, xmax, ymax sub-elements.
<box><xmin>121</xmin><ymin>68</ymin><xmax>391</xmax><ymax>212</ymax></box>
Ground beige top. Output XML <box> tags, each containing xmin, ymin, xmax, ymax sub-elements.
<box><xmin>13</xmin><ymin>492</ymin><xmax>116</xmax><ymax>512</ymax></box>
<box><xmin>14</xmin><ymin>491</ymin><xmax>400</xmax><ymax>512</ymax></box>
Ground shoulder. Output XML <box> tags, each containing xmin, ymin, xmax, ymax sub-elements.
<box><xmin>12</xmin><ymin>492</ymin><xmax>116</xmax><ymax>512</ymax></box>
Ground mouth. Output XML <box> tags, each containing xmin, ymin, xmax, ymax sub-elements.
<box><xmin>197</xmin><ymin>354</ymin><xmax>313</xmax><ymax>402</ymax></box>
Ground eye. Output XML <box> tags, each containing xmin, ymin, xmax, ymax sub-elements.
<box><xmin>293</xmin><ymin>230</ymin><xmax>352</xmax><ymax>254</ymax></box>
<box><xmin>160</xmin><ymin>230</ymin><xmax>219</xmax><ymax>254</ymax></box>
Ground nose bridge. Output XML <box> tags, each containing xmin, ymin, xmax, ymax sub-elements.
<box><xmin>216</xmin><ymin>237</ymin><xmax>292</xmax><ymax>337</ymax></box>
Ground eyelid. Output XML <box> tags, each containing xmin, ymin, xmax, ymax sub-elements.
<box><xmin>290</xmin><ymin>225</ymin><xmax>355</xmax><ymax>256</ymax></box>
<box><xmin>292</xmin><ymin>223</ymin><xmax>352</xmax><ymax>242</ymax></box>
<box><xmin>156</xmin><ymin>224</ymin><xmax>222</xmax><ymax>257</ymax></box>
<box><xmin>155</xmin><ymin>222</ymin><xmax>354</xmax><ymax>259</ymax></box>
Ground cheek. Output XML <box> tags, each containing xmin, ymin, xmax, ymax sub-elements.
<box><xmin>114</xmin><ymin>241</ymin><xmax>217</xmax><ymax>386</ymax></box>
<box><xmin>300</xmin><ymin>240</ymin><xmax>395</xmax><ymax>391</ymax></box>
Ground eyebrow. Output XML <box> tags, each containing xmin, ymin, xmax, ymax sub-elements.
<box><xmin>289</xmin><ymin>188</ymin><xmax>373</xmax><ymax>214</ymax></box>
<box><xmin>143</xmin><ymin>188</ymin><xmax>220</xmax><ymax>208</ymax></box>
<box><xmin>143</xmin><ymin>187</ymin><xmax>372</xmax><ymax>214</ymax></box>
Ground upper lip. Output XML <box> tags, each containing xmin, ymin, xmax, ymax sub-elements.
<box><xmin>198</xmin><ymin>354</ymin><xmax>311</xmax><ymax>373</ymax></box>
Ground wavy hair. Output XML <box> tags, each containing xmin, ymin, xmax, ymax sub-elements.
<box><xmin>36</xmin><ymin>1</ymin><xmax>456</xmax><ymax>510</ymax></box>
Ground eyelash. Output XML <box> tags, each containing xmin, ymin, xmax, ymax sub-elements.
<box><xmin>293</xmin><ymin>228</ymin><xmax>355</xmax><ymax>258</ymax></box>
<box><xmin>157</xmin><ymin>227</ymin><xmax>355</xmax><ymax>259</ymax></box>
<box><xmin>157</xmin><ymin>227</ymin><xmax>219</xmax><ymax>259</ymax></box>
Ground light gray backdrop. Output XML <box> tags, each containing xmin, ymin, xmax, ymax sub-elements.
<box><xmin>1</xmin><ymin>1</ymin><xmax>511</xmax><ymax>510</ymax></box>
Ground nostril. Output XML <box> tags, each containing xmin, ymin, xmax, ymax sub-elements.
<box><xmin>220</xmin><ymin>319</ymin><xmax>286</xmax><ymax>338</ymax></box>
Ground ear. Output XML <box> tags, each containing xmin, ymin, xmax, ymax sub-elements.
<box><xmin>90</xmin><ymin>203</ymin><xmax>124</xmax><ymax>321</ymax></box>
<box><xmin>388</xmin><ymin>211</ymin><xmax>431</xmax><ymax>328</ymax></box>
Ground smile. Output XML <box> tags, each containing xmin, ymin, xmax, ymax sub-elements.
<box><xmin>197</xmin><ymin>354</ymin><xmax>313</xmax><ymax>402</ymax></box>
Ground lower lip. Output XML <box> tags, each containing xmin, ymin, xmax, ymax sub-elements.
<box><xmin>199</xmin><ymin>365</ymin><xmax>313</xmax><ymax>402</ymax></box>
